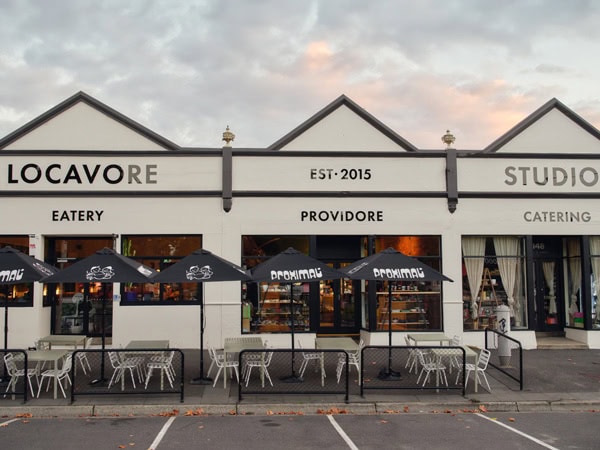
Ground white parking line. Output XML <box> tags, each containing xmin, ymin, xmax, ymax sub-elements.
<box><xmin>327</xmin><ymin>415</ymin><xmax>359</xmax><ymax>450</ymax></box>
<box><xmin>475</xmin><ymin>414</ymin><xmax>560</xmax><ymax>450</ymax></box>
<box><xmin>0</xmin><ymin>418</ymin><xmax>20</xmax><ymax>427</ymax></box>
<box><xmin>148</xmin><ymin>416</ymin><xmax>177</xmax><ymax>450</ymax></box>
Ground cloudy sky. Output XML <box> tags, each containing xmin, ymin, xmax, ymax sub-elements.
<box><xmin>1</xmin><ymin>0</ymin><xmax>600</xmax><ymax>149</ymax></box>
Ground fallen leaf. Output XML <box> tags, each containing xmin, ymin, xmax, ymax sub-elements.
<box><xmin>403</xmin><ymin>406</ymin><xmax>409</xmax><ymax>413</ymax></box>
<box><xmin>508</xmin><ymin>418</ymin><xmax>515</xmax><ymax>422</ymax></box>
<box><xmin>478</xmin><ymin>405</ymin><xmax>488</xmax><ymax>412</ymax></box>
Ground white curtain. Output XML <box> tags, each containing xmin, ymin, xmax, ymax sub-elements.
<box><xmin>590</xmin><ymin>237</ymin><xmax>600</xmax><ymax>325</ymax></box>
<box><xmin>542</xmin><ymin>261</ymin><xmax>557</xmax><ymax>315</ymax></box>
<box><xmin>567</xmin><ymin>239</ymin><xmax>581</xmax><ymax>322</ymax></box>
<box><xmin>493</xmin><ymin>237</ymin><xmax>520</xmax><ymax>319</ymax></box>
<box><xmin>462</xmin><ymin>237</ymin><xmax>486</xmax><ymax>320</ymax></box>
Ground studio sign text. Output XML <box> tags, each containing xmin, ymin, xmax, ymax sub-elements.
<box><xmin>504</xmin><ymin>166</ymin><xmax>599</xmax><ymax>187</ymax></box>
<box><xmin>6</xmin><ymin>163</ymin><xmax>158</xmax><ymax>185</ymax></box>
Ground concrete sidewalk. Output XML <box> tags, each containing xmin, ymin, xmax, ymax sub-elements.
<box><xmin>1</xmin><ymin>348</ymin><xmax>599</xmax><ymax>417</ymax></box>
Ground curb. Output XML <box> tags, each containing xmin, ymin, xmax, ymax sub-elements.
<box><xmin>2</xmin><ymin>400</ymin><xmax>600</xmax><ymax>418</ymax></box>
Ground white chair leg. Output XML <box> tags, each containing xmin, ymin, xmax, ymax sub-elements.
<box><xmin>478</xmin><ymin>370</ymin><xmax>491</xmax><ymax>391</ymax></box>
<box><xmin>207</xmin><ymin>360</ymin><xmax>216</xmax><ymax>377</ymax></box>
<box><xmin>464</xmin><ymin>368</ymin><xmax>473</xmax><ymax>388</ymax></box>
<box><xmin>212</xmin><ymin>367</ymin><xmax>223</xmax><ymax>388</ymax></box>
<box><xmin>299</xmin><ymin>360</ymin><xmax>308</xmax><ymax>377</ymax></box>
<box><xmin>144</xmin><ymin>368</ymin><xmax>153</xmax><ymax>389</ymax></box>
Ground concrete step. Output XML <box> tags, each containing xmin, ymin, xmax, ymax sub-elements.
<box><xmin>536</xmin><ymin>337</ymin><xmax>588</xmax><ymax>349</ymax></box>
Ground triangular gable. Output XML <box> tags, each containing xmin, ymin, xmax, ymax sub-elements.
<box><xmin>483</xmin><ymin>98</ymin><xmax>600</xmax><ymax>154</ymax></box>
<box><xmin>0</xmin><ymin>91</ymin><xmax>179</xmax><ymax>151</ymax></box>
<box><xmin>268</xmin><ymin>94</ymin><xmax>418</xmax><ymax>152</ymax></box>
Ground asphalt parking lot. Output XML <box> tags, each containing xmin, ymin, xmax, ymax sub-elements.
<box><xmin>1</xmin><ymin>410</ymin><xmax>598</xmax><ymax>449</ymax></box>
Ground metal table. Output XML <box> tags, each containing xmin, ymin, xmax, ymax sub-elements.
<box><xmin>126</xmin><ymin>340</ymin><xmax>170</xmax><ymax>349</ymax></box>
<box><xmin>38</xmin><ymin>335</ymin><xmax>86</xmax><ymax>349</ymax></box>
<box><xmin>26</xmin><ymin>350</ymin><xmax>69</xmax><ymax>399</ymax></box>
<box><xmin>223</xmin><ymin>337</ymin><xmax>264</xmax><ymax>388</ymax></box>
<box><xmin>406</xmin><ymin>333</ymin><xmax>452</xmax><ymax>346</ymax></box>
<box><xmin>315</xmin><ymin>337</ymin><xmax>359</xmax><ymax>386</ymax></box>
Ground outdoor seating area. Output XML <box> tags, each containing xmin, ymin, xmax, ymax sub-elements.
<box><xmin>0</xmin><ymin>332</ymin><xmax>508</xmax><ymax>405</ymax></box>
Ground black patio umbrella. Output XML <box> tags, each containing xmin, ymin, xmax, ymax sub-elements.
<box><xmin>0</xmin><ymin>246</ymin><xmax>59</xmax><ymax>383</ymax></box>
<box><xmin>42</xmin><ymin>247</ymin><xmax>157</xmax><ymax>384</ymax></box>
<box><xmin>340</xmin><ymin>247</ymin><xmax>453</xmax><ymax>380</ymax></box>
<box><xmin>150</xmin><ymin>248</ymin><xmax>252</xmax><ymax>385</ymax></box>
<box><xmin>250</xmin><ymin>247</ymin><xmax>346</xmax><ymax>382</ymax></box>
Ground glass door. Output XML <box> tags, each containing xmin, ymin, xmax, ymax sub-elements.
<box><xmin>318</xmin><ymin>262</ymin><xmax>360</xmax><ymax>334</ymax></box>
<box><xmin>533</xmin><ymin>258</ymin><xmax>564</xmax><ymax>332</ymax></box>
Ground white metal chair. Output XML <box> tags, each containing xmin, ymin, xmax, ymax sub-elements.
<box><xmin>144</xmin><ymin>351</ymin><xmax>175</xmax><ymax>389</ymax></box>
<box><xmin>4</xmin><ymin>353</ymin><xmax>39</xmax><ymax>398</ymax></box>
<box><xmin>209</xmin><ymin>346</ymin><xmax>239</xmax><ymax>388</ymax></box>
<box><xmin>335</xmin><ymin>339</ymin><xmax>364</xmax><ymax>384</ymax></box>
<box><xmin>460</xmin><ymin>348</ymin><xmax>492</xmax><ymax>392</ymax></box>
<box><xmin>75</xmin><ymin>337</ymin><xmax>94</xmax><ymax>375</ymax></box>
<box><xmin>207</xmin><ymin>346</ymin><xmax>225</xmax><ymax>378</ymax></box>
<box><xmin>243</xmin><ymin>350</ymin><xmax>273</xmax><ymax>387</ymax></box>
<box><xmin>108</xmin><ymin>351</ymin><xmax>144</xmax><ymax>389</ymax></box>
<box><xmin>416</xmin><ymin>350</ymin><xmax>448</xmax><ymax>387</ymax></box>
<box><xmin>298</xmin><ymin>340</ymin><xmax>322</xmax><ymax>378</ymax></box>
<box><xmin>37</xmin><ymin>353</ymin><xmax>73</xmax><ymax>398</ymax></box>
<box><xmin>404</xmin><ymin>335</ymin><xmax>419</xmax><ymax>374</ymax></box>
<box><xmin>447</xmin><ymin>335</ymin><xmax>462</xmax><ymax>374</ymax></box>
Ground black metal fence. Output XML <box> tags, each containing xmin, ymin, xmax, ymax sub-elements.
<box><xmin>484</xmin><ymin>329</ymin><xmax>524</xmax><ymax>390</ymax></box>
<box><xmin>237</xmin><ymin>346</ymin><xmax>469</xmax><ymax>400</ymax></box>
<box><xmin>70</xmin><ymin>348</ymin><xmax>185</xmax><ymax>403</ymax></box>
<box><xmin>238</xmin><ymin>349</ymin><xmax>350</xmax><ymax>401</ymax></box>
<box><xmin>360</xmin><ymin>345</ymin><xmax>467</xmax><ymax>395</ymax></box>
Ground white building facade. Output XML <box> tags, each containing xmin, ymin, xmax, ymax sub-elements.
<box><xmin>1</xmin><ymin>92</ymin><xmax>599</xmax><ymax>351</ymax></box>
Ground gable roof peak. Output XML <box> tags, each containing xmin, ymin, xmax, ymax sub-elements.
<box><xmin>268</xmin><ymin>94</ymin><xmax>418</xmax><ymax>151</ymax></box>
<box><xmin>0</xmin><ymin>91</ymin><xmax>180</xmax><ymax>150</ymax></box>
<box><xmin>483</xmin><ymin>97</ymin><xmax>600</xmax><ymax>153</ymax></box>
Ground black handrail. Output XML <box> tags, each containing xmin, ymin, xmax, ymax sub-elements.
<box><xmin>484</xmin><ymin>328</ymin><xmax>523</xmax><ymax>390</ymax></box>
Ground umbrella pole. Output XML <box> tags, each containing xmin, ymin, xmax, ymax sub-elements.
<box><xmin>0</xmin><ymin>302</ymin><xmax>9</xmax><ymax>384</ymax></box>
<box><xmin>90</xmin><ymin>294</ymin><xmax>108</xmax><ymax>385</ymax></box>
<box><xmin>281</xmin><ymin>283</ymin><xmax>302</xmax><ymax>383</ymax></box>
<box><xmin>190</xmin><ymin>292</ymin><xmax>212</xmax><ymax>385</ymax></box>
<box><xmin>378</xmin><ymin>282</ymin><xmax>402</xmax><ymax>380</ymax></box>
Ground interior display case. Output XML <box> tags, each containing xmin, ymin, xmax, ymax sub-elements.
<box><xmin>254</xmin><ymin>283</ymin><xmax>309</xmax><ymax>332</ymax></box>
<box><xmin>376</xmin><ymin>282</ymin><xmax>439</xmax><ymax>330</ymax></box>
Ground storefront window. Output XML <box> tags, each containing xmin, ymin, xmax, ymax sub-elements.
<box><xmin>242</xmin><ymin>235</ymin><xmax>310</xmax><ymax>334</ymax></box>
<box><xmin>0</xmin><ymin>236</ymin><xmax>33</xmax><ymax>307</ymax></box>
<box><xmin>462</xmin><ymin>236</ymin><xmax>527</xmax><ymax>331</ymax></box>
<box><xmin>120</xmin><ymin>235</ymin><xmax>202</xmax><ymax>304</ymax></box>
<box><xmin>589</xmin><ymin>237</ymin><xmax>600</xmax><ymax>329</ymax></box>
<box><xmin>44</xmin><ymin>237</ymin><xmax>115</xmax><ymax>335</ymax></box>
<box><xmin>373</xmin><ymin>236</ymin><xmax>443</xmax><ymax>331</ymax></box>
